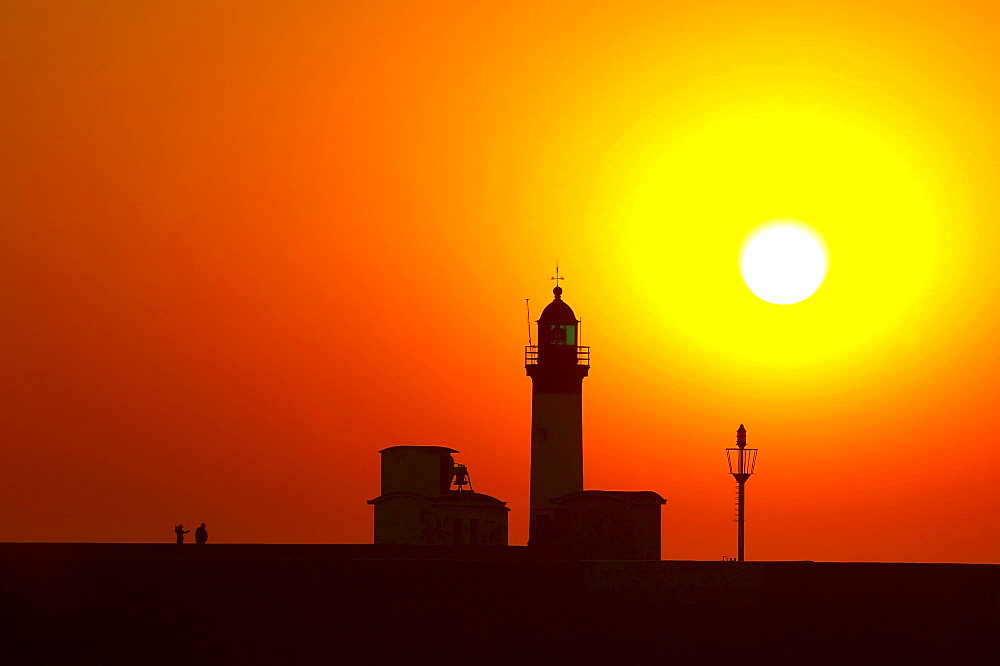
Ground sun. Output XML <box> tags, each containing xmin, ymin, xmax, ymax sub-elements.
<box><xmin>740</xmin><ymin>221</ymin><xmax>828</xmax><ymax>305</ymax></box>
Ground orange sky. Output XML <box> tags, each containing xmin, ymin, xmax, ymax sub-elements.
<box><xmin>3</xmin><ymin>1</ymin><xmax>998</xmax><ymax>562</ymax></box>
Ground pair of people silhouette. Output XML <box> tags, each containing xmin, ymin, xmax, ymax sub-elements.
<box><xmin>174</xmin><ymin>523</ymin><xmax>208</xmax><ymax>545</ymax></box>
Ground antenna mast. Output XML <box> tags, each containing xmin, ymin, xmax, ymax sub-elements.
<box><xmin>526</xmin><ymin>298</ymin><xmax>532</xmax><ymax>346</ymax></box>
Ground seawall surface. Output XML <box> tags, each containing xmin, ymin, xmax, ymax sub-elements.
<box><xmin>3</xmin><ymin>543</ymin><xmax>997</xmax><ymax>664</ymax></box>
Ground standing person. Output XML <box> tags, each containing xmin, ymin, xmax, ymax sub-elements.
<box><xmin>174</xmin><ymin>524</ymin><xmax>189</xmax><ymax>544</ymax></box>
<box><xmin>195</xmin><ymin>523</ymin><xmax>208</xmax><ymax>545</ymax></box>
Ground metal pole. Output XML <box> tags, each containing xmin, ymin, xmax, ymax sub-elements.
<box><xmin>737</xmin><ymin>480</ymin><xmax>745</xmax><ymax>562</ymax></box>
<box><xmin>728</xmin><ymin>424</ymin><xmax>754</xmax><ymax>563</ymax></box>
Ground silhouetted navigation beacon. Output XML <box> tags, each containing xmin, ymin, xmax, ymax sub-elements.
<box><xmin>525</xmin><ymin>284</ymin><xmax>590</xmax><ymax>546</ymax></box>
<box><xmin>726</xmin><ymin>424</ymin><xmax>758</xmax><ymax>562</ymax></box>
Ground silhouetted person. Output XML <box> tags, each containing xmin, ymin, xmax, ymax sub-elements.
<box><xmin>195</xmin><ymin>523</ymin><xmax>208</xmax><ymax>545</ymax></box>
<box><xmin>174</xmin><ymin>524</ymin><xmax>189</xmax><ymax>545</ymax></box>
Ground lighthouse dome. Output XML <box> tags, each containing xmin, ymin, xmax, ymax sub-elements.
<box><xmin>537</xmin><ymin>286</ymin><xmax>578</xmax><ymax>324</ymax></box>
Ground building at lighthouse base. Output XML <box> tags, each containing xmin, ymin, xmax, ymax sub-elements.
<box><xmin>550</xmin><ymin>490</ymin><xmax>666</xmax><ymax>560</ymax></box>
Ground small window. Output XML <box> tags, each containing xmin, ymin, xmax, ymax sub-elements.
<box><xmin>549</xmin><ymin>324</ymin><xmax>576</xmax><ymax>345</ymax></box>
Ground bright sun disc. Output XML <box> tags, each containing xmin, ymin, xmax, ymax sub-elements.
<box><xmin>740</xmin><ymin>222</ymin><xmax>827</xmax><ymax>304</ymax></box>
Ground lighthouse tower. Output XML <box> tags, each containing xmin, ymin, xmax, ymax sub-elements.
<box><xmin>524</xmin><ymin>283</ymin><xmax>590</xmax><ymax>545</ymax></box>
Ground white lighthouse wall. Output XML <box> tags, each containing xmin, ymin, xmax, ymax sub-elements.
<box><xmin>529</xmin><ymin>392</ymin><xmax>584</xmax><ymax>513</ymax></box>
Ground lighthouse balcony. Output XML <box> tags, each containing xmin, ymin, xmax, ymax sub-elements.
<box><xmin>524</xmin><ymin>345</ymin><xmax>590</xmax><ymax>366</ymax></box>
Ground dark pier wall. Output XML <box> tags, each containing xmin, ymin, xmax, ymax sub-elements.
<box><xmin>3</xmin><ymin>544</ymin><xmax>997</xmax><ymax>665</ymax></box>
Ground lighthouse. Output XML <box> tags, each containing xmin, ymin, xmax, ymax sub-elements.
<box><xmin>524</xmin><ymin>282</ymin><xmax>590</xmax><ymax>545</ymax></box>
<box><xmin>365</xmin><ymin>273</ymin><xmax>664</xmax><ymax>558</ymax></box>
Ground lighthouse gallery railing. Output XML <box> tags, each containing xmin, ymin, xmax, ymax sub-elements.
<box><xmin>524</xmin><ymin>345</ymin><xmax>590</xmax><ymax>366</ymax></box>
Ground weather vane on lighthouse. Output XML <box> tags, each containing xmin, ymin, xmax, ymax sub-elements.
<box><xmin>551</xmin><ymin>262</ymin><xmax>564</xmax><ymax>287</ymax></box>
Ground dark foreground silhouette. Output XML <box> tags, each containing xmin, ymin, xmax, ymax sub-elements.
<box><xmin>3</xmin><ymin>543</ymin><xmax>997</xmax><ymax>665</ymax></box>
<box><xmin>173</xmin><ymin>524</ymin><xmax>189</xmax><ymax>544</ymax></box>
